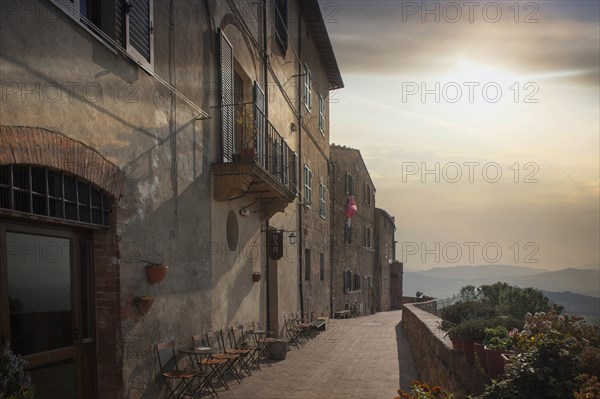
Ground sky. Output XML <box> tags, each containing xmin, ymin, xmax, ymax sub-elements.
<box><xmin>321</xmin><ymin>0</ymin><xmax>600</xmax><ymax>271</ymax></box>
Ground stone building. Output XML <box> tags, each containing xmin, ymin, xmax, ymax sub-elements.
<box><xmin>0</xmin><ymin>0</ymin><xmax>341</xmax><ymax>397</ymax></box>
<box><xmin>329</xmin><ymin>145</ymin><xmax>376</xmax><ymax>316</ymax></box>
<box><xmin>374</xmin><ymin>208</ymin><xmax>396</xmax><ymax>312</ymax></box>
<box><xmin>390</xmin><ymin>261</ymin><xmax>405</xmax><ymax>309</ymax></box>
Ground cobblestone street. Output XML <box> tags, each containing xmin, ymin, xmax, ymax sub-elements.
<box><xmin>217</xmin><ymin>310</ymin><xmax>417</xmax><ymax>399</ymax></box>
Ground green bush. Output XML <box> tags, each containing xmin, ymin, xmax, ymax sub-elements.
<box><xmin>439</xmin><ymin>301</ymin><xmax>496</xmax><ymax>331</ymax></box>
<box><xmin>0</xmin><ymin>345</ymin><xmax>35</xmax><ymax>399</ymax></box>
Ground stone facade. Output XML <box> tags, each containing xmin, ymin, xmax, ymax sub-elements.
<box><xmin>0</xmin><ymin>1</ymin><xmax>342</xmax><ymax>398</ymax></box>
<box><xmin>329</xmin><ymin>145</ymin><xmax>376</xmax><ymax>315</ymax></box>
<box><xmin>374</xmin><ymin>208</ymin><xmax>396</xmax><ymax>312</ymax></box>
<box><xmin>391</xmin><ymin>261</ymin><xmax>404</xmax><ymax>309</ymax></box>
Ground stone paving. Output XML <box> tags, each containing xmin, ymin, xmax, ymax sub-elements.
<box><xmin>216</xmin><ymin>310</ymin><xmax>417</xmax><ymax>399</ymax></box>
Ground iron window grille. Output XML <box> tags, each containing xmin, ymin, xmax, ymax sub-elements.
<box><xmin>0</xmin><ymin>164</ymin><xmax>111</xmax><ymax>226</ymax></box>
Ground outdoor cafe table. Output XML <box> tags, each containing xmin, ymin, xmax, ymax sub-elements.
<box><xmin>179</xmin><ymin>346</ymin><xmax>222</xmax><ymax>396</ymax></box>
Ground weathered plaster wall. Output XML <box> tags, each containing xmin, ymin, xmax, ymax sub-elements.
<box><xmin>0</xmin><ymin>1</ymin><xmax>214</xmax><ymax>397</ymax></box>
<box><xmin>401</xmin><ymin>302</ymin><xmax>487</xmax><ymax>397</ymax></box>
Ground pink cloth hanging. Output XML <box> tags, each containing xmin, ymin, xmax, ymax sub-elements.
<box><xmin>345</xmin><ymin>196</ymin><xmax>357</xmax><ymax>218</ymax></box>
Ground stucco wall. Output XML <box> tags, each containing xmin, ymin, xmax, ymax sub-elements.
<box><xmin>401</xmin><ymin>302</ymin><xmax>487</xmax><ymax>397</ymax></box>
<box><xmin>1</xmin><ymin>1</ymin><xmax>214</xmax><ymax>397</ymax></box>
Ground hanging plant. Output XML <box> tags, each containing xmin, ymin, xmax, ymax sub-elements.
<box><xmin>133</xmin><ymin>296</ymin><xmax>155</xmax><ymax>315</ymax></box>
<box><xmin>145</xmin><ymin>262</ymin><xmax>169</xmax><ymax>284</ymax></box>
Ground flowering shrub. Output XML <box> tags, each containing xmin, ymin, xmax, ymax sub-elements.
<box><xmin>473</xmin><ymin>311</ymin><xmax>600</xmax><ymax>399</ymax></box>
<box><xmin>396</xmin><ymin>380</ymin><xmax>454</xmax><ymax>399</ymax></box>
<box><xmin>483</xmin><ymin>326</ymin><xmax>518</xmax><ymax>351</ymax></box>
<box><xmin>0</xmin><ymin>345</ymin><xmax>34</xmax><ymax>399</ymax></box>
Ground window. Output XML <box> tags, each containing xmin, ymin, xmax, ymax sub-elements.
<box><xmin>364</xmin><ymin>182</ymin><xmax>371</xmax><ymax>205</ymax></box>
<box><xmin>364</xmin><ymin>226</ymin><xmax>373</xmax><ymax>248</ymax></box>
<box><xmin>304</xmin><ymin>165</ymin><xmax>312</xmax><ymax>206</ymax></box>
<box><xmin>364</xmin><ymin>276</ymin><xmax>371</xmax><ymax>293</ymax></box>
<box><xmin>274</xmin><ymin>0</ymin><xmax>288</xmax><ymax>51</ymax></box>
<box><xmin>304</xmin><ymin>64</ymin><xmax>312</xmax><ymax>111</ymax></box>
<box><xmin>319</xmin><ymin>95</ymin><xmax>325</xmax><ymax>134</ymax></box>
<box><xmin>353</xmin><ymin>274</ymin><xmax>361</xmax><ymax>291</ymax></box>
<box><xmin>305</xmin><ymin>249</ymin><xmax>311</xmax><ymax>280</ymax></box>
<box><xmin>319</xmin><ymin>254</ymin><xmax>325</xmax><ymax>281</ymax></box>
<box><xmin>0</xmin><ymin>165</ymin><xmax>110</xmax><ymax>226</ymax></box>
<box><xmin>51</xmin><ymin>0</ymin><xmax>154</xmax><ymax>70</ymax></box>
<box><xmin>319</xmin><ymin>183</ymin><xmax>326</xmax><ymax>219</ymax></box>
<box><xmin>220</xmin><ymin>30</ymin><xmax>235</xmax><ymax>162</ymax></box>
<box><xmin>345</xmin><ymin>173</ymin><xmax>355</xmax><ymax>196</ymax></box>
<box><xmin>344</xmin><ymin>218</ymin><xmax>352</xmax><ymax>244</ymax></box>
<box><xmin>344</xmin><ymin>270</ymin><xmax>352</xmax><ymax>292</ymax></box>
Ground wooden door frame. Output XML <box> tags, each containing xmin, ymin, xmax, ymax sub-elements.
<box><xmin>0</xmin><ymin>219</ymin><xmax>96</xmax><ymax>398</ymax></box>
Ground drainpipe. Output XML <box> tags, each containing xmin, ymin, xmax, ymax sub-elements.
<box><xmin>263</xmin><ymin>0</ymin><xmax>271</xmax><ymax>331</ymax></box>
<box><xmin>329</xmin><ymin>160</ymin><xmax>335</xmax><ymax>317</ymax></box>
<box><xmin>297</xmin><ymin>12</ymin><xmax>304</xmax><ymax>321</ymax></box>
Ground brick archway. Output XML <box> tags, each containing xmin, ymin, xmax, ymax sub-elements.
<box><xmin>0</xmin><ymin>125</ymin><xmax>124</xmax><ymax>198</ymax></box>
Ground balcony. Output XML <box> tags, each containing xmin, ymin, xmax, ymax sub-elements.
<box><xmin>211</xmin><ymin>103</ymin><xmax>297</xmax><ymax>219</ymax></box>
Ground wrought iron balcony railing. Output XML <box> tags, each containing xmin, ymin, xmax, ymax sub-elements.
<box><xmin>212</xmin><ymin>103</ymin><xmax>297</xmax><ymax>218</ymax></box>
<box><xmin>222</xmin><ymin>102</ymin><xmax>297</xmax><ymax>195</ymax></box>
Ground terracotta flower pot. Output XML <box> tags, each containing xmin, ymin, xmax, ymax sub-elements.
<box><xmin>474</xmin><ymin>342</ymin><xmax>487</xmax><ymax>371</ymax></box>
<box><xmin>450</xmin><ymin>338</ymin><xmax>463</xmax><ymax>352</ymax></box>
<box><xmin>485</xmin><ymin>346</ymin><xmax>511</xmax><ymax>378</ymax></box>
<box><xmin>462</xmin><ymin>340</ymin><xmax>475</xmax><ymax>364</ymax></box>
<box><xmin>134</xmin><ymin>297</ymin><xmax>155</xmax><ymax>315</ymax></box>
<box><xmin>146</xmin><ymin>264</ymin><xmax>168</xmax><ymax>284</ymax></box>
<box><xmin>252</xmin><ymin>272</ymin><xmax>262</xmax><ymax>282</ymax></box>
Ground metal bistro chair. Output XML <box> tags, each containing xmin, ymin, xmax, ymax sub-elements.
<box><xmin>204</xmin><ymin>330</ymin><xmax>244</xmax><ymax>384</ymax></box>
<box><xmin>284</xmin><ymin>315</ymin><xmax>305</xmax><ymax>349</ymax></box>
<box><xmin>155</xmin><ymin>340</ymin><xmax>200</xmax><ymax>399</ymax></box>
<box><xmin>220</xmin><ymin>328</ymin><xmax>252</xmax><ymax>377</ymax></box>
<box><xmin>227</xmin><ymin>325</ymin><xmax>258</xmax><ymax>371</ymax></box>
<box><xmin>190</xmin><ymin>334</ymin><xmax>229</xmax><ymax>395</ymax></box>
<box><xmin>246</xmin><ymin>322</ymin><xmax>272</xmax><ymax>367</ymax></box>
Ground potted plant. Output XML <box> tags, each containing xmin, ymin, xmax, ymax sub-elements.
<box><xmin>449</xmin><ymin>319</ymin><xmax>488</xmax><ymax>364</ymax></box>
<box><xmin>484</xmin><ymin>325</ymin><xmax>517</xmax><ymax>378</ymax></box>
<box><xmin>133</xmin><ymin>296</ymin><xmax>155</xmax><ymax>315</ymax></box>
<box><xmin>236</xmin><ymin>104</ymin><xmax>259</xmax><ymax>162</ymax></box>
<box><xmin>146</xmin><ymin>261</ymin><xmax>168</xmax><ymax>284</ymax></box>
<box><xmin>0</xmin><ymin>344</ymin><xmax>35</xmax><ymax>399</ymax></box>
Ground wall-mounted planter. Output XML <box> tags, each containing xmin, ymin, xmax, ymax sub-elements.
<box><xmin>146</xmin><ymin>263</ymin><xmax>168</xmax><ymax>284</ymax></box>
<box><xmin>252</xmin><ymin>272</ymin><xmax>262</xmax><ymax>283</ymax></box>
<box><xmin>134</xmin><ymin>296</ymin><xmax>155</xmax><ymax>315</ymax></box>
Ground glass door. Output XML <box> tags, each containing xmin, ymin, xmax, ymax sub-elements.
<box><xmin>0</xmin><ymin>223</ymin><xmax>96</xmax><ymax>399</ymax></box>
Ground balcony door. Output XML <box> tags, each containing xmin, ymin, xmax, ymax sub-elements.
<box><xmin>0</xmin><ymin>222</ymin><xmax>97</xmax><ymax>399</ymax></box>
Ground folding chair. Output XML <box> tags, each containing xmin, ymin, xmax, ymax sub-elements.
<box><xmin>190</xmin><ymin>334</ymin><xmax>229</xmax><ymax>395</ymax></box>
<box><xmin>155</xmin><ymin>340</ymin><xmax>200</xmax><ymax>399</ymax></box>
<box><xmin>284</xmin><ymin>315</ymin><xmax>305</xmax><ymax>348</ymax></box>
<box><xmin>220</xmin><ymin>328</ymin><xmax>252</xmax><ymax>376</ymax></box>
<box><xmin>227</xmin><ymin>326</ymin><xmax>258</xmax><ymax>372</ymax></box>
<box><xmin>246</xmin><ymin>323</ymin><xmax>272</xmax><ymax>367</ymax></box>
<box><xmin>204</xmin><ymin>331</ymin><xmax>244</xmax><ymax>384</ymax></box>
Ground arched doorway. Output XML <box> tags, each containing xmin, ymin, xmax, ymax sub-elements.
<box><xmin>1</xmin><ymin>126</ymin><xmax>125</xmax><ymax>399</ymax></box>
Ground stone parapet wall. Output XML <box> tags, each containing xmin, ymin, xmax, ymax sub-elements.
<box><xmin>401</xmin><ymin>301</ymin><xmax>487</xmax><ymax>398</ymax></box>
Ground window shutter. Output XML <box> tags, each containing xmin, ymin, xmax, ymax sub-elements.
<box><xmin>219</xmin><ymin>30</ymin><xmax>235</xmax><ymax>163</ymax></box>
<box><xmin>253</xmin><ymin>82</ymin><xmax>266</xmax><ymax>168</ymax></box>
<box><xmin>126</xmin><ymin>0</ymin><xmax>153</xmax><ymax>67</ymax></box>
<box><xmin>290</xmin><ymin>152</ymin><xmax>298</xmax><ymax>195</ymax></box>
<box><xmin>282</xmin><ymin>145</ymin><xmax>289</xmax><ymax>187</ymax></box>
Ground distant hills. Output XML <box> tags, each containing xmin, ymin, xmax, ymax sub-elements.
<box><xmin>404</xmin><ymin>264</ymin><xmax>599</xmax><ymax>323</ymax></box>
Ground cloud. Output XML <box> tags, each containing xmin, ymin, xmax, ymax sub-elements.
<box><xmin>323</xmin><ymin>1</ymin><xmax>600</xmax><ymax>86</ymax></box>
